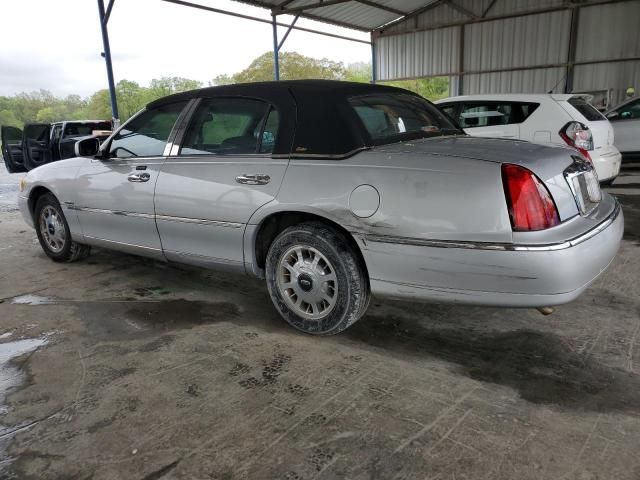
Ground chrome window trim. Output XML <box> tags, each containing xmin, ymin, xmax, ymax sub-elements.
<box><xmin>364</xmin><ymin>200</ymin><xmax>621</xmax><ymax>252</ymax></box>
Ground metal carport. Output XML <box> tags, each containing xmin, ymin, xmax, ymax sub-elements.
<box><xmin>96</xmin><ymin>0</ymin><xmax>640</xmax><ymax>123</ymax></box>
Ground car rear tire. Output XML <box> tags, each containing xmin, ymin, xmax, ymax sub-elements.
<box><xmin>34</xmin><ymin>193</ymin><xmax>91</xmax><ymax>262</ymax></box>
<box><xmin>600</xmin><ymin>178</ymin><xmax>615</xmax><ymax>187</ymax></box>
<box><xmin>265</xmin><ymin>222</ymin><xmax>370</xmax><ymax>335</ymax></box>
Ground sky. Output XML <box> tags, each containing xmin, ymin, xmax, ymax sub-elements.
<box><xmin>0</xmin><ymin>0</ymin><xmax>371</xmax><ymax>98</ymax></box>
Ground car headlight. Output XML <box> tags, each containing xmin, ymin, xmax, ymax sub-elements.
<box><xmin>19</xmin><ymin>177</ymin><xmax>28</xmax><ymax>192</ymax></box>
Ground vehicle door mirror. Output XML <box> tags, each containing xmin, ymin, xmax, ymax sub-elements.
<box><xmin>75</xmin><ymin>136</ymin><xmax>100</xmax><ymax>157</ymax></box>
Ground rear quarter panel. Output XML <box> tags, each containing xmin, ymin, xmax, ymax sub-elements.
<box><xmin>250</xmin><ymin>150</ymin><xmax>513</xmax><ymax>244</ymax></box>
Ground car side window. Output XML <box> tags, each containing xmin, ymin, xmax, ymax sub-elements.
<box><xmin>179</xmin><ymin>98</ymin><xmax>274</xmax><ymax>155</ymax></box>
<box><xmin>108</xmin><ymin>101</ymin><xmax>187</xmax><ymax>159</ymax></box>
<box><xmin>52</xmin><ymin>125</ymin><xmax>63</xmax><ymax>143</ymax></box>
<box><xmin>458</xmin><ymin>102</ymin><xmax>539</xmax><ymax>128</ymax></box>
<box><xmin>615</xmin><ymin>99</ymin><xmax>640</xmax><ymax>120</ymax></box>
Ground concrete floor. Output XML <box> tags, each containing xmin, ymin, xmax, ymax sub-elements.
<box><xmin>0</xmin><ymin>163</ymin><xmax>639</xmax><ymax>480</ymax></box>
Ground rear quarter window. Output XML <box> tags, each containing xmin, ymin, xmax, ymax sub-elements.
<box><xmin>455</xmin><ymin>102</ymin><xmax>539</xmax><ymax>128</ymax></box>
<box><xmin>568</xmin><ymin>97</ymin><xmax>606</xmax><ymax>121</ymax></box>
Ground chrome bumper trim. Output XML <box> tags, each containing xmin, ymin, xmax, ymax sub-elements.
<box><xmin>364</xmin><ymin>200</ymin><xmax>621</xmax><ymax>252</ymax></box>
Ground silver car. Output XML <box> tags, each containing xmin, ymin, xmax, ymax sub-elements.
<box><xmin>16</xmin><ymin>81</ymin><xmax>623</xmax><ymax>335</ymax></box>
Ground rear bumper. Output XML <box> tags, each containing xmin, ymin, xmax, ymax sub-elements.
<box><xmin>361</xmin><ymin>200</ymin><xmax>623</xmax><ymax>307</ymax></box>
<box><xmin>593</xmin><ymin>147</ymin><xmax>622</xmax><ymax>182</ymax></box>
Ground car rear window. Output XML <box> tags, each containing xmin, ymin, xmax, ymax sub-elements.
<box><xmin>443</xmin><ymin>101</ymin><xmax>539</xmax><ymax>128</ymax></box>
<box><xmin>568</xmin><ymin>97</ymin><xmax>606</xmax><ymax>121</ymax></box>
<box><xmin>349</xmin><ymin>93</ymin><xmax>460</xmax><ymax>144</ymax></box>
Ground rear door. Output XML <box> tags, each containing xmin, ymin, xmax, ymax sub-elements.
<box><xmin>1</xmin><ymin>126</ymin><xmax>26</xmax><ymax>173</ymax></box>
<box><xmin>23</xmin><ymin>123</ymin><xmax>52</xmax><ymax>170</ymax></box>
<box><xmin>155</xmin><ymin>97</ymin><xmax>287</xmax><ymax>271</ymax></box>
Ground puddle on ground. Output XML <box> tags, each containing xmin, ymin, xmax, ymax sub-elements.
<box><xmin>348</xmin><ymin>313</ymin><xmax>640</xmax><ymax>413</ymax></box>
<box><xmin>11</xmin><ymin>295</ymin><xmax>55</xmax><ymax>306</ymax></box>
<box><xmin>0</xmin><ymin>337</ymin><xmax>47</xmax><ymax>472</ymax></box>
<box><xmin>0</xmin><ymin>338</ymin><xmax>48</xmax><ymax>408</ymax></box>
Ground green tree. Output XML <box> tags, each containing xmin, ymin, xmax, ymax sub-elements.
<box><xmin>382</xmin><ymin>77</ymin><xmax>450</xmax><ymax>101</ymax></box>
<box><xmin>0</xmin><ymin>109</ymin><xmax>21</xmax><ymax>128</ymax></box>
<box><xmin>212</xmin><ymin>51</ymin><xmax>346</xmax><ymax>85</ymax></box>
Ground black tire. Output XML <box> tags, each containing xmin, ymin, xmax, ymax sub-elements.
<box><xmin>265</xmin><ymin>222</ymin><xmax>370</xmax><ymax>335</ymax></box>
<box><xmin>600</xmin><ymin>178</ymin><xmax>615</xmax><ymax>187</ymax></box>
<box><xmin>34</xmin><ymin>193</ymin><xmax>91</xmax><ymax>262</ymax></box>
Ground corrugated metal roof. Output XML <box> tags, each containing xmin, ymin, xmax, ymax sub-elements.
<box><xmin>231</xmin><ymin>0</ymin><xmax>439</xmax><ymax>31</ymax></box>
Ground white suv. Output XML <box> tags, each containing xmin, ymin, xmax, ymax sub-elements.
<box><xmin>436</xmin><ymin>94</ymin><xmax>622</xmax><ymax>185</ymax></box>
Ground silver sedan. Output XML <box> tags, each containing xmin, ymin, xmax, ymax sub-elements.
<box><xmin>16</xmin><ymin>80</ymin><xmax>623</xmax><ymax>335</ymax></box>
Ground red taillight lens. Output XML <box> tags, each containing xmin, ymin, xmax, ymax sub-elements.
<box><xmin>502</xmin><ymin>164</ymin><xmax>560</xmax><ymax>231</ymax></box>
<box><xmin>559</xmin><ymin>121</ymin><xmax>593</xmax><ymax>161</ymax></box>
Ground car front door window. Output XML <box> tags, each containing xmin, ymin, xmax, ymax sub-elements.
<box><xmin>108</xmin><ymin>102</ymin><xmax>187</xmax><ymax>158</ymax></box>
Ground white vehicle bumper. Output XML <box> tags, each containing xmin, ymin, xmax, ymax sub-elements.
<box><xmin>592</xmin><ymin>146</ymin><xmax>622</xmax><ymax>182</ymax></box>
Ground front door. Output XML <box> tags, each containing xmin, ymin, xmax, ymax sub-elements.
<box><xmin>1</xmin><ymin>126</ymin><xmax>26</xmax><ymax>173</ymax></box>
<box><xmin>23</xmin><ymin>123</ymin><xmax>52</xmax><ymax>169</ymax></box>
<box><xmin>74</xmin><ymin>101</ymin><xmax>189</xmax><ymax>258</ymax></box>
<box><xmin>154</xmin><ymin>97</ymin><xmax>287</xmax><ymax>271</ymax></box>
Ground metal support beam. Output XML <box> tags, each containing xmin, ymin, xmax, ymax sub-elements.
<box><xmin>481</xmin><ymin>0</ymin><xmax>498</xmax><ymax>18</ymax></box>
<box><xmin>371</xmin><ymin>41</ymin><xmax>377</xmax><ymax>84</ymax></box>
<box><xmin>457</xmin><ymin>24</ymin><xmax>464</xmax><ymax>95</ymax></box>
<box><xmin>565</xmin><ymin>6</ymin><xmax>579</xmax><ymax>93</ymax></box>
<box><xmin>97</xmin><ymin>0</ymin><xmax>119</xmax><ymax>123</ymax></box>
<box><xmin>277</xmin><ymin>13</ymin><xmax>299</xmax><ymax>51</ymax></box>
<box><xmin>161</xmin><ymin>0</ymin><xmax>371</xmax><ymax>44</ymax></box>
<box><xmin>445</xmin><ymin>0</ymin><xmax>478</xmax><ymax>19</ymax></box>
<box><xmin>103</xmin><ymin>0</ymin><xmax>116</xmax><ymax>25</ymax></box>
<box><xmin>272</xmin><ymin>15</ymin><xmax>280</xmax><ymax>81</ymax></box>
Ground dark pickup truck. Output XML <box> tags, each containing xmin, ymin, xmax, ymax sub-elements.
<box><xmin>1</xmin><ymin>120</ymin><xmax>111</xmax><ymax>172</ymax></box>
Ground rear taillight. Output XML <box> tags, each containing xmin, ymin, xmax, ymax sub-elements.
<box><xmin>502</xmin><ymin>164</ymin><xmax>560</xmax><ymax>231</ymax></box>
<box><xmin>559</xmin><ymin>121</ymin><xmax>593</xmax><ymax>161</ymax></box>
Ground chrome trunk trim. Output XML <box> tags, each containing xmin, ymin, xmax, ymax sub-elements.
<box><xmin>364</xmin><ymin>200</ymin><xmax>621</xmax><ymax>252</ymax></box>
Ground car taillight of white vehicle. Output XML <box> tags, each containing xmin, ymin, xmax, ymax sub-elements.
<box><xmin>559</xmin><ymin>121</ymin><xmax>594</xmax><ymax>161</ymax></box>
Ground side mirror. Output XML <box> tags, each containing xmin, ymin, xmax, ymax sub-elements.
<box><xmin>75</xmin><ymin>136</ymin><xmax>100</xmax><ymax>157</ymax></box>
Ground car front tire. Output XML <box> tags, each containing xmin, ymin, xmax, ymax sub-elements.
<box><xmin>34</xmin><ymin>193</ymin><xmax>91</xmax><ymax>262</ymax></box>
<box><xmin>265</xmin><ymin>222</ymin><xmax>370</xmax><ymax>335</ymax></box>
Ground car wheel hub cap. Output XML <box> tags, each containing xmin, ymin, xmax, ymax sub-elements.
<box><xmin>276</xmin><ymin>245</ymin><xmax>338</xmax><ymax>320</ymax></box>
<box><xmin>39</xmin><ymin>206</ymin><xmax>66</xmax><ymax>253</ymax></box>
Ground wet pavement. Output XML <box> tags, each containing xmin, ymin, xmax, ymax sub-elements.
<box><xmin>0</xmin><ymin>163</ymin><xmax>639</xmax><ymax>479</ymax></box>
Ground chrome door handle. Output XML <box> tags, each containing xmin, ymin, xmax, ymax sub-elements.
<box><xmin>128</xmin><ymin>172</ymin><xmax>151</xmax><ymax>183</ymax></box>
<box><xmin>235</xmin><ymin>174</ymin><xmax>270</xmax><ymax>185</ymax></box>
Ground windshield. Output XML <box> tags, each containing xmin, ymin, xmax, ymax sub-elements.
<box><xmin>349</xmin><ymin>93</ymin><xmax>460</xmax><ymax>144</ymax></box>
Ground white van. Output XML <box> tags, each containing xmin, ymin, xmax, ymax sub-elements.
<box><xmin>436</xmin><ymin>94</ymin><xmax>621</xmax><ymax>184</ymax></box>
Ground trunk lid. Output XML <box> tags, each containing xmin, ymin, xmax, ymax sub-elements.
<box><xmin>373</xmin><ymin>135</ymin><xmax>595</xmax><ymax>221</ymax></box>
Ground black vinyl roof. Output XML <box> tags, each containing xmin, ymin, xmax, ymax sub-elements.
<box><xmin>148</xmin><ymin>80</ymin><xmax>416</xmax><ymax>157</ymax></box>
